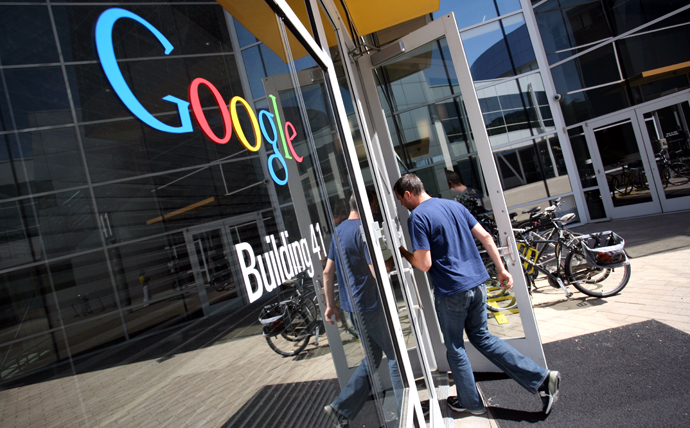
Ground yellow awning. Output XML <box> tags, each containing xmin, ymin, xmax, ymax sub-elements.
<box><xmin>216</xmin><ymin>0</ymin><xmax>439</xmax><ymax>61</ymax></box>
<box><xmin>344</xmin><ymin>0</ymin><xmax>439</xmax><ymax>37</ymax></box>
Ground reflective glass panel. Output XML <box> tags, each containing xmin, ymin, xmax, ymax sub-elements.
<box><xmin>461</xmin><ymin>14</ymin><xmax>536</xmax><ymax>81</ymax></box>
<box><xmin>535</xmin><ymin>0</ymin><xmax>611</xmax><ymax>65</ymax></box>
<box><xmin>594</xmin><ymin>120</ymin><xmax>653</xmax><ymax>207</ymax></box>
<box><xmin>643</xmin><ymin>104</ymin><xmax>690</xmax><ymax>200</ymax></box>
<box><xmin>0</xmin><ymin>6</ymin><xmax>59</xmax><ymax>66</ymax></box>
<box><xmin>568</xmin><ymin>126</ymin><xmax>598</xmax><ymax>189</ymax></box>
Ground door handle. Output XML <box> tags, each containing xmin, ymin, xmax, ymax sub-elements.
<box><xmin>389</xmin><ymin>268</ymin><xmax>422</xmax><ymax>310</ymax></box>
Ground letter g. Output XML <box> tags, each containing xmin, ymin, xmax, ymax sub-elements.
<box><xmin>95</xmin><ymin>8</ymin><xmax>193</xmax><ymax>133</ymax></box>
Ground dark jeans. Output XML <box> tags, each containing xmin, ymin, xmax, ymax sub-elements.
<box><xmin>330</xmin><ymin>308</ymin><xmax>403</xmax><ymax>420</ymax></box>
<box><xmin>435</xmin><ymin>284</ymin><xmax>548</xmax><ymax>410</ymax></box>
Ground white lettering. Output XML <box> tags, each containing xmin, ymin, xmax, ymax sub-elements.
<box><xmin>279</xmin><ymin>231</ymin><xmax>295</xmax><ymax>280</ymax></box>
<box><xmin>299</xmin><ymin>238</ymin><xmax>314</xmax><ymax>277</ymax></box>
<box><xmin>258</xmin><ymin>254</ymin><xmax>278</xmax><ymax>292</ymax></box>
<box><xmin>235</xmin><ymin>242</ymin><xmax>263</xmax><ymax>303</ymax></box>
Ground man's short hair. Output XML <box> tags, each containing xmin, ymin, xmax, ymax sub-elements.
<box><xmin>393</xmin><ymin>173</ymin><xmax>425</xmax><ymax>197</ymax></box>
<box><xmin>349</xmin><ymin>193</ymin><xmax>358</xmax><ymax>212</ymax></box>
<box><xmin>445</xmin><ymin>169</ymin><xmax>462</xmax><ymax>186</ymax></box>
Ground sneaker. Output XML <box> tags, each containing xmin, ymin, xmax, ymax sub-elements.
<box><xmin>539</xmin><ymin>370</ymin><xmax>561</xmax><ymax>415</ymax></box>
<box><xmin>446</xmin><ymin>396</ymin><xmax>487</xmax><ymax>415</ymax></box>
<box><xmin>324</xmin><ymin>404</ymin><xmax>349</xmax><ymax>427</ymax></box>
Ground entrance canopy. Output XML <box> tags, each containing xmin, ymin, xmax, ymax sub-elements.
<box><xmin>217</xmin><ymin>0</ymin><xmax>439</xmax><ymax>60</ymax></box>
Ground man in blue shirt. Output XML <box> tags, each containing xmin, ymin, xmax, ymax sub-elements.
<box><xmin>323</xmin><ymin>195</ymin><xmax>402</xmax><ymax>427</ymax></box>
<box><xmin>395</xmin><ymin>173</ymin><xmax>560</xmax><ymax>415</ymax></box>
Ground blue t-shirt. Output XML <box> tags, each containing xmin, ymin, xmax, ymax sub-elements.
<box><xmin>327</xmin><ymin>219</ymin><xmax>379</xmax><ymax>313</ymax></box>
<box><xmin>407</xmin><ymin>198</ymin><xmax>489</xmax><ymax>296</ymax></box>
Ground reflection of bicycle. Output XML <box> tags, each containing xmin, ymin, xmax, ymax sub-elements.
<box><xmin>608</xmin><ymin>164</ymin><xmax>647</xmax><ymax>197</ymax></box>
<box><xmin>656</xmin><ymin>149</ymin><xmax>690</xmax><ymax>187</ymax></box>
<box><xmin>259</xmin><ymin>272</ymin><xmax>355</xmax><ymax>357</ymax></box>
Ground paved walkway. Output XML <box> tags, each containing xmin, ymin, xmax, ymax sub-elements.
<box><xmin>454</xmin><ymin>211</ymin><xmax>690</xmax><ymax>427</ymax></box>
<box><xmin>1</xmin><ymin>212</ymin><xmax>688</xmax><ymax>428</ymax></box>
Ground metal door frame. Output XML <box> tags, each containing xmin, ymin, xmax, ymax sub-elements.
<box><xmin>354</xmin><ymin>12</ymin><xmax>548</xmax><ymax>369</ymax></box>
<box><xmin>183</xmin><ymin>212</ymin><xmax>266</xmax><ymax>316</ymax></box>
<box><xmin>585</xmin><ymin>111</ymin><xmax>665</xmax><ymax>219</ymax></box>
<box><xmin>634</xmin><ymin>91</ymin><xmax>690</xmax><ymax>213</ymax></box>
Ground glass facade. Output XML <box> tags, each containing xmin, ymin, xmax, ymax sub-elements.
<box><xmin>0</xmin><ymin>1</ymin><xmax>403</xmax><ymax>426</ymax></box>
<box><xmin>3</xmin><ymin>0</ymin><xmax>690</xmax><ymax>425</ymax></box>
<box><xmin>536</xmin><ymin>0</ymin><xmax>690</xmax><ymax>125</ymax></box>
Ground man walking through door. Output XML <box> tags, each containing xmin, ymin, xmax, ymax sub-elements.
<box><xmin>395</xmin><ymin>173</ymin><xmax>560</xmax><ymax>415</ymax></box>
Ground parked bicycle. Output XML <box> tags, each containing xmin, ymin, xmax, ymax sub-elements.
<box><xmin>656</xmin><ymin>148</ymin><xmax>690</xmax><ymax>187</ymax></box>
<box><xmin>514</xmin><ymin>213</ymin><xmax>631</xmax><ymax>298</ymax></box>
<box><xmin>259</xmin><ymin>272</ymin><xmax>356</xmax><ymax>357</ymax></box>
<box><xmin>481</xmin><ymin>199</ymin><xmax>631</xmax><ymax>307</ymax></box>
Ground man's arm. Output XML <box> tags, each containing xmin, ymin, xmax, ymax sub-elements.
<box><xmin>323</xmin><ymin>258</ymin><xmax>339</xmax><ymax>324</ymax></box>
<box><xmin>471</xmin><ymin>223</ymin><xmax>513</xmax><ymax>289</ymax></box>
<box><xmin>399</xmin><ymin>246</ymin><xmax>432</xmax><ymax>272</ymax></box>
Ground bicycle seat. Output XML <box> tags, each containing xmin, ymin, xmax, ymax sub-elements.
<box><xmin>522</xmin><ymin>206</ymin><xmax>541</xmax><ymax>214</ymax></box>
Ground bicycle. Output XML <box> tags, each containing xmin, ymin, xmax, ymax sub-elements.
<box><xmin>656</xmin><ymin>149</ymin><xmax>690</xmax><ymax>187</ymax></box>
<box><xmin>259</xmin><ymin>272</ymin><xmax>356</xmax><ymax>357</ymax></box>
<box><xmin>515</xmin><ymin>227</ymin><xmax>631</xmax><ymax>298</ymax></box>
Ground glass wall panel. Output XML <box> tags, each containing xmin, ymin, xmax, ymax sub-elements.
<box><xmin>0</xmin><ymin>333</ymin><xmax>60</xmax><ymax>383</ymax></box>
<box><xmin>0</xmin><ymin>199</ymin><xmax>42</xmax><ymax>270</ymax></box>
<box><xmin>605</xmin><ymin>0</ymin><xmax>689</xmax><ymax>35</ymax></box>
<box><xmin>0</xmin><ymin>265</ymin><xmax>52</xmax><ymax>345</ymax></box>
<box><xmin>477</xmin><ymin>73</ymin><xmax>555</xmax><ymax>146</ymax></box>
<box><xmin>535</xmin><ymin>0</ymin><xmax>611</xmax><ymax>65</ymax></box>
<box><xmin>52</xmin><ymin>4</ymin><xmax>234</xmax><ymax>64</ymax></box>
<box><xmin>0</xmin><ymin>5</ymin><xmax>59</xmax><ymax>66</ymax></box>
<box><xmin>0</xmin><ymin>67</ymin><xmax>73</xmax><ymax>131</ymax></box>
<box><xmin>617</xmin><ymin>20</ymin><xmax>690</xmax><ymax>79</ymax></box>
<box><xmin>61</xmin><ymin>311</ymin><xmax>126</xmax><ymax>358</ymax></box>
<box><xmin>551</xmin><ymin>44</ymin><xmax>620</xmax><ymax>95</ymax></box>
<box><xmin>436</xmin><ymin>0</ymin><xmax>522</xmax><ymax>31</ymax></box>
<box><xmin>33</xmin><ymin>189</ymin><xmax>102</xmax><ymax>258</ymax></box>
<box><xmin>560</xmin><ymin>82</ymin><xmax>630</xmax><ymax>126</ymax></box>
<box><xmin>461</xmin><ymin>14</ymin><xmax>536</xmax><ymax>81</ymax></box>
<box><xmin>49</xmin><ymin>251</ymin><xmax>118</xmax><ymax>325</ymax></box>
<box><xmin>568</xmin><ymin>126</ymin><xmax>598</xmax><ymax>189</ymax></box>
<box><xmin>494</xmin><ymin>141</ymin><xmax>550</xmax><ymax>206</ymax></box>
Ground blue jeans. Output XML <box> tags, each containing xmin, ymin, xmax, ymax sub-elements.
<box><xmin>330</xmin><ymin>308</ymin><xmax>403</xmax><ymax>420</ymax></box>
<box><xmin>435</xmin><ymin>284</ymin><xmax>548</xmax><ymax>411</ymax></box>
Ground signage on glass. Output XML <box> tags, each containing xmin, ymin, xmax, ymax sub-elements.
<box><xmin>95</xmin><ymin>8</ymin><xmax>302</xmax><ymax>185</ymax></box>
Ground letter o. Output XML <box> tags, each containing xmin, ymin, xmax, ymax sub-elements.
<box><xmin>189</xmin><ymin>78</ymin><xmax>233</xmax><ymax>144</ymax></box>
<box><xmin>230</xmin><ymin>96</ymin><xmax>261</xmax><ymax>152</ymax></box>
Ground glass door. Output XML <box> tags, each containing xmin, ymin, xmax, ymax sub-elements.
<box><xmin>585</xmin><ymin>92</ymin><xmax>690</xmax><ymax>219</ymax></box>
<box><xmin>355</xmin><ymin>12</ymin><xmax>547</xmax><ymax>426</ymax></box>
<box><xmin>636</xmin><ymin>94</ymin><xmax>690</xmax><ymax>212</ymax></box>
<box><xmin>586</xmin><ymin>114</ymin><xmax>662</xmax><ymax>219</ymax></box>
<box><xmin>185</xmin><ymin>224</ymin><xmax>244</xmax><ymax>316</ymax></box>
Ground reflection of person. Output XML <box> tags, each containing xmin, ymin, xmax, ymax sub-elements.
<box><xmin>139</xmin><ymin>270</ymin><xmax>150</xmax><ymax>307</ymax></box>
<box><xmin>323</xmin><ymin>194</ymin><xmax>402</xmax><ymax>427</ymax></box>
<box><xmin>395</xmin><ymin>173</ymin><xmax>560</xmax><ymax>415</ymax></box>
<box><xmin>367</xmin><ymin>187</ymin><xmax>383</xmax><ymax>223</ymax></box>
<box><xmin>445</xmin><ymin>169</ymin><xmax>485</xmax><ymax>215</ymax></box>
<box><xmin>332</xmin><ymin>198</ymin><xmax>349</xmax><ymax>226</ymax></box>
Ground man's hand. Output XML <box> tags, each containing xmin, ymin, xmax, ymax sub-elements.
<box><xmin>324</xmin><ymin>306</ymin><xmax>339</xmax><ymax>325</ymax></box>
<box><xmin>497</xmin><ymin>268</ymin><xmax>513</xmax><ymax>290</ymax></box>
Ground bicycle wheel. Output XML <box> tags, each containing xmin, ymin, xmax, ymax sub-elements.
<box><xmin>669</xmin><ymin>163</ymin><xmax>690</xmax><ymax>185</ymax></box>
<box><xmin>564</xmin><ymin>248</ymin><xmax>631</xmax><ymax>297</ymax></box>
<box><xmin>265</xmin><ymin>309</ymin><xmax>312</xmax><ymax>356</ymax></box>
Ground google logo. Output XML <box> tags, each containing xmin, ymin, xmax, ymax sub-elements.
<box><xmin>95</xmin><ymin>8</ymin><xmax>302</xmax><ymax>185</ymax></box>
